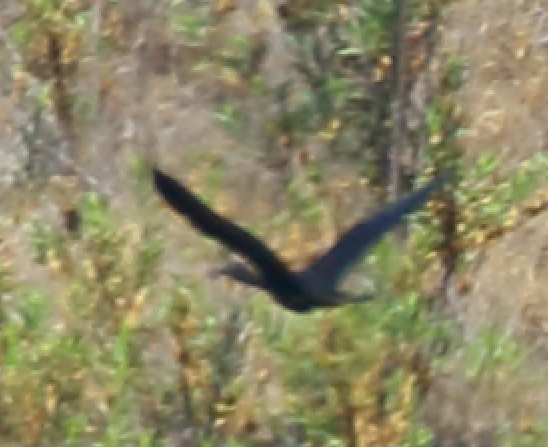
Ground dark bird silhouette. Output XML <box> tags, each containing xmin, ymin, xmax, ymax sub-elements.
<box><xmin>153</xmin><ymin>167</ymin><xmax>445</xmax><ymax>313</ymax></box>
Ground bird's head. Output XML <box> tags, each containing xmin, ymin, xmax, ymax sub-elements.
<box><xmin>208</xmin><ymin>262</ymin><xmax>266</xmax><ymax>289</ymax></box>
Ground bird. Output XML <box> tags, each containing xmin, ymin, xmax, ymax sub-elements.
<box><xmin>153</xmin><ymin>167</ymin><xmax>445</xmax><ymax>313</ymax></box>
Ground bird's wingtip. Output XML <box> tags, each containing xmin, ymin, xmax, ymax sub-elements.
<box><xmin>152</xmin><ymin>166</ymin><xmax>166</xmax><ymax>186</ymax></box>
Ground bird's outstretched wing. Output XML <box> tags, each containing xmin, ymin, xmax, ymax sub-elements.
<box><xmin>153</xmin><ymin>168</ymin><xmax>291</xmax><ymax>278</ymax></box>
<box><xmin>305</xmin><ymin>175</ymin><xmax>446</xmax><ymax>286</ymax></box>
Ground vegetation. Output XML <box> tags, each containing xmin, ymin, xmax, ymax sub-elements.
<box><xmin>1</xmin><ymin>0</ymin><xmax>548</xmax><ymax>446</ymax></box>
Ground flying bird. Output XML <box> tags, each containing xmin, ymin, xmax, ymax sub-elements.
<box><xmin>153</xmin><ymin>167</ymin><xmax>445</xmax><ymax>313</ymax></box>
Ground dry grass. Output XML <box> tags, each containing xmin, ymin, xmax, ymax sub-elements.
<box><xmin>444</xmin><ymin>0</ymin><xmax>548</xmax><ymax>171</ymax></box>
<box><xmin>422</xmin><ymin>0</ymin><xmax>548</xmax><ymax>441</ymax></box>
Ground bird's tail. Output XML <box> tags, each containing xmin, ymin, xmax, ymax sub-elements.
<box><xmin>314</xmin><ymin>291</ymin><xmax>373</xmax><ymax>308</ymax></box>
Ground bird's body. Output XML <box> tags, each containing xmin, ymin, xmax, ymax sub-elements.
<box><xmin>214</xmin><ymin>262</ymin><xmax>359</xmax><ymax>312</ymax></box>
<box><xmin>153</xmin><ymin>168</ymin><xmax>445</xmax><ymax>312</ymax></box>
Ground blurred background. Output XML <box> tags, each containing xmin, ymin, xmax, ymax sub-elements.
<box><xmin>2</xmin><ymin>1</ymin><xmax>548</xmax><ymax>446</ymax></box>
